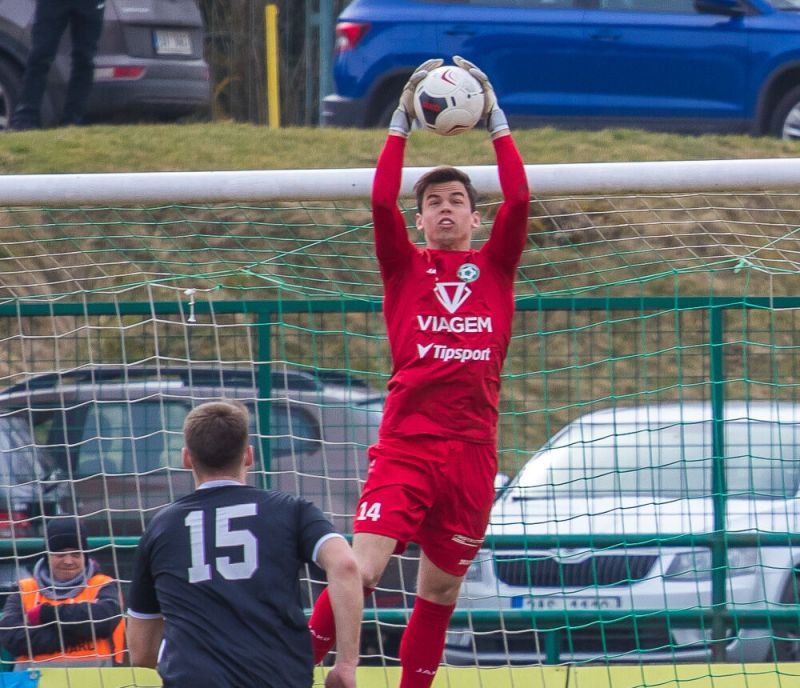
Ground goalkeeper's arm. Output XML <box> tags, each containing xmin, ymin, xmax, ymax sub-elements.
<box><xmin>454</xmin><ymin>56</ymin><xmax>528</xmax><ymax>266</ymax></box>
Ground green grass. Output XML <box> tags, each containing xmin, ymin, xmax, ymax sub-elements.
<box><xmin>1</xmin><ymin>122</ymin><xmax>799</xmax><ymax>173</ymax></box>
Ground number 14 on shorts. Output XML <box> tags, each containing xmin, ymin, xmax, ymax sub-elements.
<box><xmin>356</xmin><ymin>501</ymin><xmax>382</xmax><ymax>522</ymax></box>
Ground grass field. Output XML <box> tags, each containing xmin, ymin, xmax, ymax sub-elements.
<box><xmin>2</xmin><ymin>122</ymin><xmax>799</xmax><ymax>173</ymax></box>
<box><xmin>27</xmin><ymin>663</ymin><xmax>800</xmax><ymax>687</ymax></box>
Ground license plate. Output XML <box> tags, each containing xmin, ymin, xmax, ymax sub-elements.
<box><xmin>154</xmin><ymin>30</ymin><xmax>192</xmax><ymax>56</ymax></box>
<box><xmin>513</xmin><ymin>596</ymin><xmax>622</xmax><ymax>610</ymax></box>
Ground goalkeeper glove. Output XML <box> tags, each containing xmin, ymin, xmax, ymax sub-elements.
<box><xmin>452</xmin><ymin>55</ymin><xmax>509</xmax><ymax>137</ymax></box>
<box><xmin>389</xmin><ymin>58</ymin><xmax>443</xmax><ymax>137</ymax></box>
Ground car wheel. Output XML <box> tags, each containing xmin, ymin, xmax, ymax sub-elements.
<box><xmin>770</xmin><ymin>86</ymin><xmax>800</xmax><ymax>140</ymax></box>
<box><xmin>0</xmin><ymin>59</ymin><xmax>21</xmax><ymax>131</ymax></box>
<box><xmin>375</xmin><ymin>89</ymin><xmax>403</xmax><ymax>128</ymax></box>
<box><xmin>773</xmin><ymin>573</ymin><xmax>800</xmax><ymax>661</ymax></box>
<box><xmin>373</xmin><ymin>76</ymin><xmax>414</xmax><ymax>128</ymax></box>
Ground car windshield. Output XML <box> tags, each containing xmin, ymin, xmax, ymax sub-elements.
<box><xmin>515</xmin><ymin>419</ymin><xmax>800</xmax><ymax>498</ymax></box>
<box><xmin>73</xmin><ymin>396</ymin><xmax>383</xmax><ymax>476</ymax></box>
<box><xmin>770</xmin><ymin>0</ymin><xmax>800</xmax><ymax>9</ymax></box>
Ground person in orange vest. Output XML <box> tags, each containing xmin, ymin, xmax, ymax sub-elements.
<box><xmin>0</xmin><ymin>518</ymin><xmax>124</xmax><ymax>669</ymax></box>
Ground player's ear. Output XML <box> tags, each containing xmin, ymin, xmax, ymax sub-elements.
<box><xmin>415</xmin><ymin>212</ymin><xmax>425</xmax><ymax>233</ymax></box>
<box><xmin>470</xmin><ymin>209</ymin><xmax>481</xmax><ymax>230</ymax></box>
<box><xmin>181</xmin><ymin>447</ymin><xmax>192</xmax><ymax>469</ymax></box>
<box><xmin>244</xmin><ymin>445</ymin><xmax>254</xmax><ymax>468</ymax></box>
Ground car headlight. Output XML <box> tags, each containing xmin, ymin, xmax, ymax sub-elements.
<box><xmin>445</xmin><ymin>629</ymin><xmax>473</xmax><ymax>648</ymax></box>
<box><xmin>665</xmin><ymin>548</ymin><xmax>758</xmax><ymax>581</ymax></box>
<box><xmin>465</xmin><ymin>550</ymin><xmax>491</xmax><ymax>583</ymax></box>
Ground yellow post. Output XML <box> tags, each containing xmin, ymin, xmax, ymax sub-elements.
<box><xmin>265</xmin><ymin>4</ymin><xmax>280</xmax><ymax>128</ymax></box>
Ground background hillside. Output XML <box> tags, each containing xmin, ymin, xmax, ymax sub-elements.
<box><xmin>2</xmin><ymin>124</ymin><xmax>799</xmax><ymax>173</ymax></box>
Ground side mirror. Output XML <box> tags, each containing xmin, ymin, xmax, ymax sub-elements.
<box><xmin>694</xmin><ymin>0</ymin><xmax>747</xmax><ymax>16</ymax></box>
<box><xmin>494</xmin><ymin>473</ymin><xmax>510</xmax><ymax>500</ymax></box>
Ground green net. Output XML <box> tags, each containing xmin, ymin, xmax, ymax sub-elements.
<box><xmin>3</xmin><ymin>190</ymin><xmax>800</xmax><ymax>301</ymax></box>
<box><xmin>0</xmin><ymin>178</ymin><xmax>800</xmax><ymax>682</ymax></box>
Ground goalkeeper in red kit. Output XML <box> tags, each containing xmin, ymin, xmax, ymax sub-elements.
<box><xmin>310</xmin><ymin>56</ymin><xmax>529</xmax><ymax>688</ymax></box>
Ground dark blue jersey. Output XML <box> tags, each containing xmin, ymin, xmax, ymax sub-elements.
<box><xmin>127</xmin><ymin>483</ymin><xmax>339</xmax><ymax>688</ymax></box>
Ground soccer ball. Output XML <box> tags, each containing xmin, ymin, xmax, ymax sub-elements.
<box><xmin>413</xmin><ymin>66</ymin><xmax>485</xmax><ymax>136</ymax></box>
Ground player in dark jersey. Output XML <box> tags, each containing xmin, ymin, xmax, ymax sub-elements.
<box><xmin>309</xmin><ymin>57</ymin><xmax>530</xmax><ymax>687</ymax></box>
<box><xmin>127</xmin><ymin>401</ymin><xmax>362</xmax><ymax>688</ymax></box>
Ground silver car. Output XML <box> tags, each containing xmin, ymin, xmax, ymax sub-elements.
<box><xmin>0</xmin><ymin>0</ymin><xmax>210</xmax><ymax>129</ymax></box>
<box><xmin>0</xmin><ymin>365</ymin><xmax>382</xmax><ymax>537</ymax></box>
<box><xmin>447</xmin><ymin>402</ymin><xmax>800</xmax><ymax>665</ymax></box>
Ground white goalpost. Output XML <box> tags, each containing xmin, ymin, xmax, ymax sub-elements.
<box><xmin>2</xmin><ymin>157</ymin><xmax>800</xmax><ymax>205</ymax></box>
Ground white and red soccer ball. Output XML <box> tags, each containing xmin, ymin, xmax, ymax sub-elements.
<box><xmin>413</xmin><ymin>65</ymin><xmax>485</xmax><ymax>136</ymax></box>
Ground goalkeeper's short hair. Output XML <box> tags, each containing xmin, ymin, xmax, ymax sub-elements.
<box><xmin>414</xmin><ymin>166</ymin><xmax>478</xmax><ymax>212</ymax></box>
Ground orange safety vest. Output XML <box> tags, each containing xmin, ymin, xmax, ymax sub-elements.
<box><xmin>17</xmin><ymin>574</ymin><xmax>125</xmax><ymax>665</ymax></box>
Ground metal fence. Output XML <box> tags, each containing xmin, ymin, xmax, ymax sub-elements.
<box><xmin>199</xmin><ymin>0</ymin><xmax>347</xmax><ymax>125</ymax></box>
<box><xmin>3</xmin><ymin>295</ymin><xmax>800</xmax><ymax>664</ymax></box>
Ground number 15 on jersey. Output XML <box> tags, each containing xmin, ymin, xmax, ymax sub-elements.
<box><xmin>184</xmin><ymin>503</ymin><xmax>258</xmax><ymax>583</ymax></box>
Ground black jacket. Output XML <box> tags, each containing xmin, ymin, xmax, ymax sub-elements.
<box><xmin>0</xmin><ymin>559</ymin><xmax>121</xmax><ymax>658</ymax></box>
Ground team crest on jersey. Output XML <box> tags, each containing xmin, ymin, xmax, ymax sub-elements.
<box><xmin>434</xmin><ymin>282</ymin><xmax>472</xmax><ymax>314</ymax></box>
<box><xmin>457</xmin><ymin>263</ymin><xmax>480</xmax><ymax>283</ymax></box>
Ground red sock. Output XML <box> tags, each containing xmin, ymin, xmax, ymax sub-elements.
<box><xmin>309</xmin><ymin>587</ymin><xmax>336</xmax><ymax>663</ymax></box>
<box><xmin>309</xmin><ymin>586</ymin><xmax>374</xmax><ymax>664</ymax></box>
<box><xmin>399</xmin><ymin>597</ymin><xmax>455</xmax><ymax>688</ymax></box>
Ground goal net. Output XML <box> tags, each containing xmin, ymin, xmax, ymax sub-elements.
<box><xmin>0</xmin><ymin>159</ymin><xmax>799</xmax><ymax>682</ymax></box>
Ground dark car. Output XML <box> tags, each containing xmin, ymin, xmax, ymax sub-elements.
<box><xmin>0</xmin><ymin>365</ymin><xmax>417</xmax><ymax>657</ymax></box>
<box><xmin>0</xmin><ymin>366</ymin><xmax>381</xmax><ymax>536</ymax></box>
<box><xmin>323</xmin><ymin>0</ymin><xmax>800</xmax><ymax>139</ymax></box>
<box><xmin>0</xmin><ymin>0</ymin><xmax>210</xmax><ymax>129</ymax></box>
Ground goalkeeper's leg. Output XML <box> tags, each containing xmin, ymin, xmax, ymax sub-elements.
<box><xmin>310</xmin><ymin>532</ymin><xmax>396</xmax><ymax>662</ymax></box>
<box><xmin>309</xmin><ymin>586</ymin><xmax>337</xmax><ymax>662</ymax></box>
<box><xmin>399</xmin><ymin>598</ymin><xmax>455</xmax><ymax>688</ymax></box>
<box><xmin>313</xmin><ymin>450</ymin><xmax>436</xmax><ymax>662</ymax></box>
<box><xmin>309</xmin><ymin>585</ymin><xmax>374</xmax><ymax>662</ymax></box>
<box><xmin>398</xmin><ymin>553</ymin><xmax>461</xmax><ymax>688</ymax></box>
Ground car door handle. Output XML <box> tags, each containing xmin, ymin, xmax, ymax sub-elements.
<box><xmin>589</xmin><ymin>31</ymin><xmax>622</xmax><ymax>41</ymax></box>
<box><xmin>444</xmin><ymin>29</ymin><xmax>476</xmax><ymax>37</ymax></box>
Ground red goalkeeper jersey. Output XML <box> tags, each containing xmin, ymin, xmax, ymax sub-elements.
<box><xmin>372</xmin><ymin>135</ymin><xmax>529</xmax><ymax>445</ymax></box>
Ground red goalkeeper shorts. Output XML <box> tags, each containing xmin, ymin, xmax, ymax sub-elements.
<box><xmin>353</xmin><ymin>434</ymin><xmax>497</xmax><ymax>577</ymax></box>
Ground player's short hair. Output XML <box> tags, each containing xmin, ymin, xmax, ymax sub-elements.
<box><xmin>414</xmin><ymin>166</ymin><xmax>478</xmax><ymax>212</ymax></box>
<box><xmin>184</xmin><ymin>400</ymin><xmax>249</xmax><ymax>473</ymax></box>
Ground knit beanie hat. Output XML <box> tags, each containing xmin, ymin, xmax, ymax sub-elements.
<box><xmin>45</xmin><ymin>518</ymin><xmax>88</xmax><ymax>553</ymax></box>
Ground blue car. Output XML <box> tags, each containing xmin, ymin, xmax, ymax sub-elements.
<box><xmin>322</xmin><ymin>0</ymin><xmax>800</xmax><ymax>139</ymax></box>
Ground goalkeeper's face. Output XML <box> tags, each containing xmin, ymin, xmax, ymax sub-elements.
<box><xmin>416</xmin><ymin>181</ymin><xmax>480</xmax><ymax>251</ymax></box>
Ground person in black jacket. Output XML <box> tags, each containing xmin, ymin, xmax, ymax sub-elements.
<box><xmin>11</xmin><ymin>0</ymin><xmax>106</xmax><ymax>130</ymax></box>
<box><xmin>0</xmin><ymin>518</ymin><xmax>124</xmax><ymax>669</ymax></box>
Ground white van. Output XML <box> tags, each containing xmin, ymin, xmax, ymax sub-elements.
<box><xmin>446</xmin><ymin>402</ymin><xmax>800</xmax><ymax>664</ymax></box>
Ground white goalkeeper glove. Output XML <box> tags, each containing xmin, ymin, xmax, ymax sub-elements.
<box><xmin>452</xmin><ymin>55</ymin><xmax>509</xmax><ymax>137</ymax></box>
<box><xmin>388</xmin><ymin>58</ymin><xmax>444</xmax><ymax>137</ymax></box>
